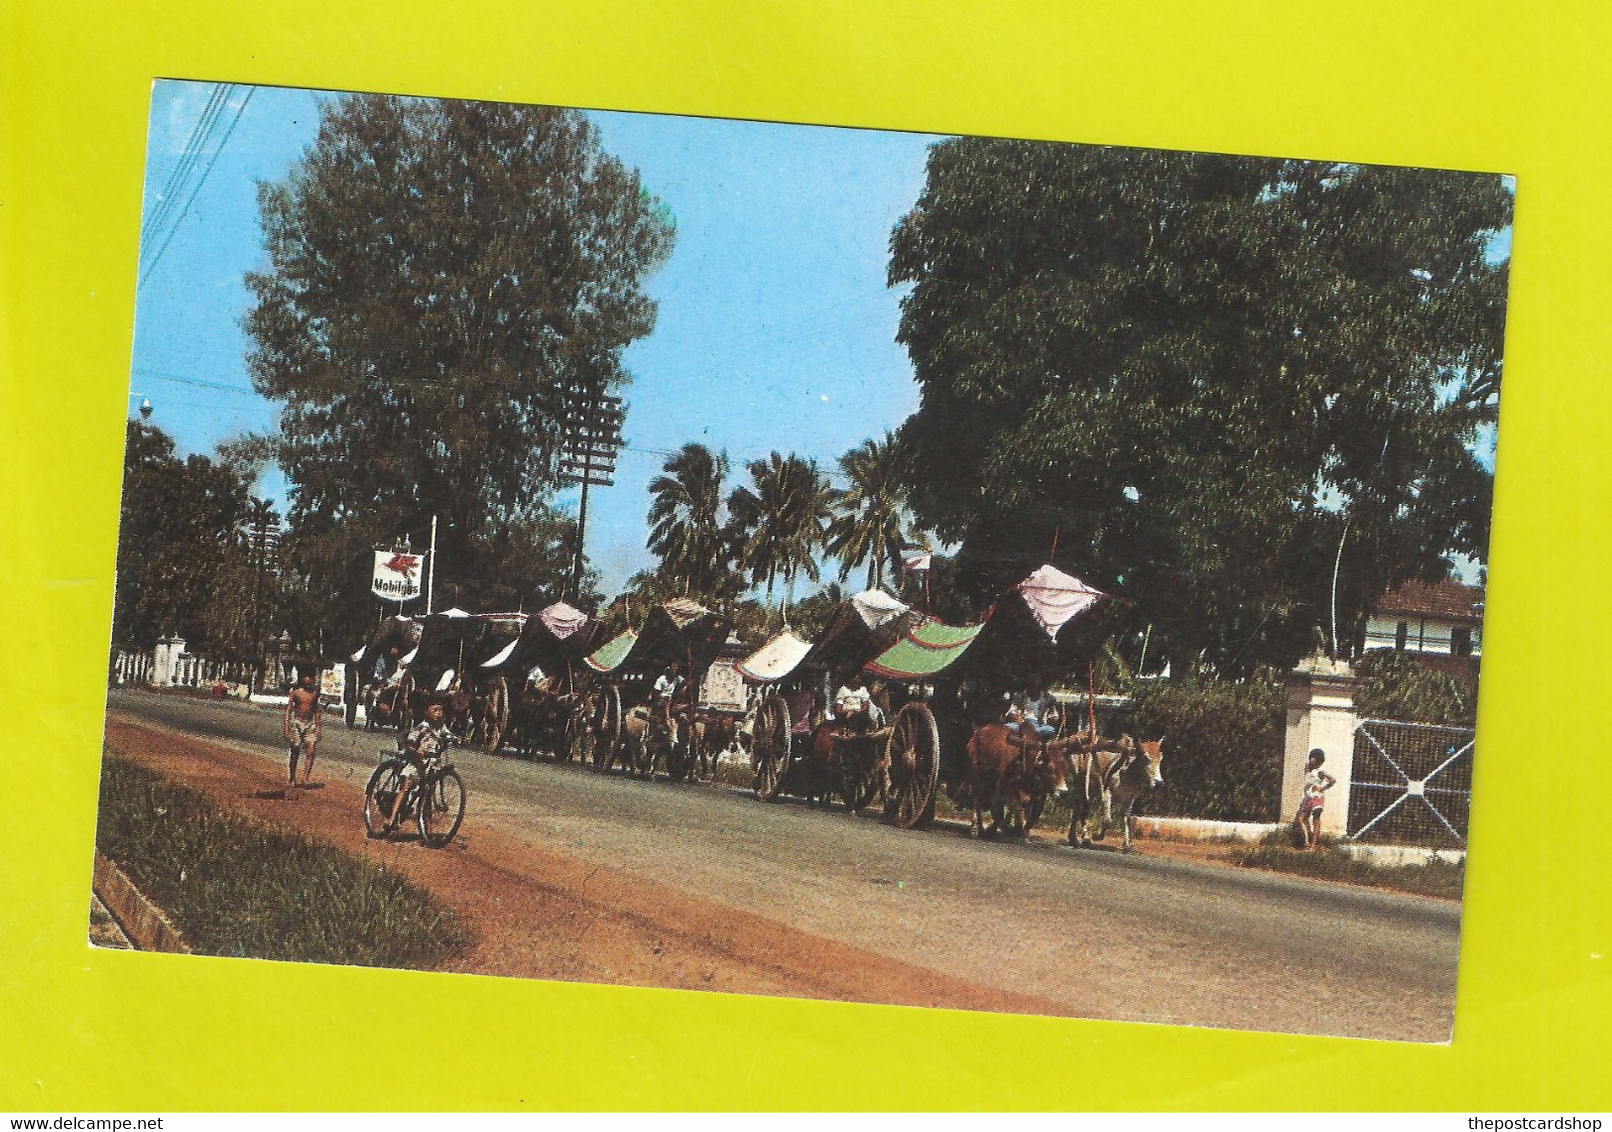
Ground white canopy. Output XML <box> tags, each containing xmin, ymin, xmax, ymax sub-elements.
<box><xmin>850</xmin><ymin>589</ymin><xmax>909</xmax><ymax>630</ymax></box>
<box><xmin>738</xmin><ymin>630</ymin><xmax>814</xmax><ymax>683</ymax></box>
<box><xmin>480</xmin><ymin>638</ymin><xmax>520</xmax><ymax>669</ymax></box>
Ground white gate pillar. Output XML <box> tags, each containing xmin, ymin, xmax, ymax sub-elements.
<box><xmin>152</xmin><ymin>636</ymin><xmax>186</xmax><ymax>687</ymax></box>
<box><xmin>1282</xmin><ymin>655</ymin><xmax>1358</xmax><ymax>837</ymax></box>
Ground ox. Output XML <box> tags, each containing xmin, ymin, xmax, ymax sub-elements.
<box><xmin>964</xmin><ymin>723</ymin><xmax>1072</xmax><ymax>839</ymax></box>
<box><xmin>1065</xmin><ymin>735</ymin><xmax>1165</xmax><ymax>852</ymax></box>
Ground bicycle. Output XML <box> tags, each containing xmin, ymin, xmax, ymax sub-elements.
<box><xmin>362</xmin><ymin>745</ymin><xmax>467</xmax><ymax>848</ymax></box>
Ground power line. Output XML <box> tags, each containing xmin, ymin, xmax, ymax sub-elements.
<box><xmin>141</xmin><ymin>83</ymin><xmax>229</xmax><ymax>251</ymax></box>
<box><xmin>139</xmin><ymin>86</ymin><xmax>255</xmax><ymax>287</ymax></box>
<box><xmin>131</xmin><ymin>366</ymin><xmax>258</xmax><ymax>396</ymax></box>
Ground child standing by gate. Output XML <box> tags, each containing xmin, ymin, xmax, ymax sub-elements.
<box><xmin>1294</xmin><ymin>747</ymin><xmax>1336</xmax><ymax>850</ymax></box>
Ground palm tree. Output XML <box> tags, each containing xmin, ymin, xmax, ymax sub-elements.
<box><xmin>826</xmin><ymin>432</ymin><xmax>919</xmax><ymax>591</ymax></box>
<box><xmin>726</xmin><ymin>452</ymin><xmax>831</xmax><ymax>621</ymax></box>
<box><xmin>646</xmin><ymin>443</ymin><xmax>729</xmax><ymax>597</ymax></box>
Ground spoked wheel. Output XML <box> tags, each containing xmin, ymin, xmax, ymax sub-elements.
<box><xmin>418</xmin><ymin>766</ymin><xmax>466</xmax><ymax>848</ymax></box>
<box><xmin>753</xmin><ymin>693</ymin><xmax>791</xmax><ymax>801</ymax></box>
<box><xmin>483</xmin><ymin>676</ymin><xmax>508</xmax><ymax>753</ymax></box>
<box><xmin>885</xmin><ymin>702</ymin><xmax>941</xmax><ymax>830</ymax></box>
<box><xmin>363</xmin><ymin>760</ymin><xmax>406</xmax><ymax>838</ymax></box>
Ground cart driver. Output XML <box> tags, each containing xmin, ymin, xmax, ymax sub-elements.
<box><xmin>834</xmin><ymin>671</ymin><xmax>874</xmax><ymax>733</ymax></box>
<box><xmin>652</xmin><ymin>662</ymin><xmax>687</xmax><ymax>739</ymax></box>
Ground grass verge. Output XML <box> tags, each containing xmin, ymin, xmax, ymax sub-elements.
<box><xmin>95</xmin><ymin>754</ymin><xmax>472</xmax><ymax>968</ymax></box>
<box><xmin>1229</xmin><ymin>839</ymin><xmax>1465</xmax><ymax>901</ymax></box>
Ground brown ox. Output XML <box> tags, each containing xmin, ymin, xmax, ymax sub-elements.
<box><xmin>964</xmin><ymin>724</ymin><xmax>1073</xmax><ymax>839</ymax></box>
<box><xmin>1065</xmin><ymin>735</ymin><xmax>1165</xmax><ymax>851</ymax></box>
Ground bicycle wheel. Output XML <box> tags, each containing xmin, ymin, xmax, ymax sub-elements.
<box><xmin>363</xmin><ymin>760</ymin><xmax>405</xmax><ymax>838</ymax></box>
<box><xmin>417</xmin><ymin>767</ymin><xmax>466</xmax><ymax>848</ymax></box>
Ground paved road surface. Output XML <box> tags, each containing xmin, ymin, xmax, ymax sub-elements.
<box><xmin>103</xmin><ymin>689</ymin><xmax>1461</xmax><ymax>1040</ymax></box>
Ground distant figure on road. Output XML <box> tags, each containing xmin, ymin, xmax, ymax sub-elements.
<box><xmin>284</xmin><ymin>674</ymin><xmax>322</xmax><ymax>788</ymax></box>
<box><xmin>1294</xmin><ymin>747</ymin><xmax>1336</xmax><ymax>850</ymax></box>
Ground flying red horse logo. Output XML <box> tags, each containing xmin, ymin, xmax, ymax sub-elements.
<box><xmin>383</xmin><ymin>553</ymin><xmax>420</xmax><ymax>580</ymax></box>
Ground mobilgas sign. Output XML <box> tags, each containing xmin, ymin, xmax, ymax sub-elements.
<box><xmin>372</xmin><ymin>550</ymin><xmax>425</xmax><ymax>601</ymax></box>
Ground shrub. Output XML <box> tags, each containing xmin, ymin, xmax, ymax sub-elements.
<box><xmin>1126</xmin><ymin>674</ymin><xmax>1285</xmax><ymax>821</ymax></box>
<box><xmin>1355</xmin><ymin>652</ymin><xmax>1475</xmax><ymax>725</ymax></box>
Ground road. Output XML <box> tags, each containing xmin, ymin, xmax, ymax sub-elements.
<box><xmin>102</xmin><ymin>688</ymin><xmax>1461</xmax><ymax>1041</ymax></box>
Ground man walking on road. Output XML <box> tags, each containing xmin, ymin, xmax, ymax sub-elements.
<box><xmin>284</xmin><ymin>674</ymin><xmax>322</xmax><ymax>788</ymax></box>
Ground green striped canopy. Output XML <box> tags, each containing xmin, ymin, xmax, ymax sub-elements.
<box><xmin>584</xmin><ymin>628</ymin><xmax>638</xmax><ymax>673</ymax></box>
<box><xmin>864</xmin><ymin>620</ymin><xmax>984</xmax><ymax>680</ymax></box>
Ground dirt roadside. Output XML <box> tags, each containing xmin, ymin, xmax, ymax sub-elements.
<box><xmin>101</xmin><ymin>716</ymin><xmax>1069</xmax><ymax>1016</ymax></box>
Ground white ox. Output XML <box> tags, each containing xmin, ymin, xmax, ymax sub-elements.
<box><xmin>1064</xmin><ymin>736</ymin><xmax>1166</xmax><ymax>852</ymax></box>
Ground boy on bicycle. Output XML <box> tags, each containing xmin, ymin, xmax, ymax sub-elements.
<box><xmin>386</xmin><ymin>698</ymin><xmax>454</xmax><ymax>827</ymax></box>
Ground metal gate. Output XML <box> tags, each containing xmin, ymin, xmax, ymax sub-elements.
<box><xmin>1348</xmin><ymin>719</ymin><xmax>1474</xmax><ymax>847</ymax></box>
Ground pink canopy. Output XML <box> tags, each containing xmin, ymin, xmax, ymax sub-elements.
<box><xmin>1016</xmin><ymin>564</ymin><xmax>1109</xmax><ymax>642</ymax></box>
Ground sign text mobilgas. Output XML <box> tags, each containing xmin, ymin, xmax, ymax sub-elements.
<box><xmin>372</xmin><ymin>550</ymin><xmax>425</xmax><ymax>601</ymax></box>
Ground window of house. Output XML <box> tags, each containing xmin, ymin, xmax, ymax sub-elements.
<box><xmin>1452</xmin><ymin>626</ymin><xmax>1472</xmax><ymax>657</ymax></box>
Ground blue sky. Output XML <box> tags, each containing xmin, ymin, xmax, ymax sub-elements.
<box><xmin>129</xmin><ymin>80</ymin><xmax>935</xmax><ymax>595</ymax></box>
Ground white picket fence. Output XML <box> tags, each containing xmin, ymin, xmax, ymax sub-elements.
<box><xmin>110</xmin><ymin>639</ymin><xmax>262</xmax><ymax>693</ymax></box>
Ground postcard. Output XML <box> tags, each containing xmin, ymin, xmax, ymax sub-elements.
<box><xmin>96</xmin><ymin>79</ymin><xmax>1510</xmax><ymax>1042</ymax></box>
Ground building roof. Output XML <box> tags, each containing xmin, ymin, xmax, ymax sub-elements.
<box><xmin>1374</xmin><ymin>578</ymin><xmax>1485</xmax><ymax>622</ymax></box>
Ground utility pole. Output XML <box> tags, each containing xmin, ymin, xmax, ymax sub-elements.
<box><xmin>558</xmin><ymin>383</ymin><xmax>624</xmax><ymax>602</ymax></box>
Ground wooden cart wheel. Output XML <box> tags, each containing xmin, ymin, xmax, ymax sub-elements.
<box><xmin>483</xmin><ymin>675</ymin><xmax>508</xmax><ymax>752</ymax></box>
<box><xmin>886</xmin><ymin>702</ymin><xmax>941</xmax><ymax>830</ymax></box>
<box><xmin>753</xmin><ymin>693</ymin><xmax>791</xmax><ymax>801</ymax></box>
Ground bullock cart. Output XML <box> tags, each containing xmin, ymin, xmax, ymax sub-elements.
<box><xmin>583</xmin><ymin>598</ymin><xmax>731</xmax><ymax>781</ymax></box>
<box><xmin>392</xmin><ymin>609</ymin><xmax>523</xmax><ymax>744</ymax></box>
<box><xmin>934</xmin><ymin>565</ymin><xmax>1122</xmax><ymax>839</ymax></box>
<box><xmin>347</xmin><ymin>614</ymin><xmax>423</xmax><ymax>732</ymax></box>
<box><xmin>479</xmin><ymin>600</ymin><xmax>609</xmax><ymax>759</ymax></box>
<box><xmin>739</xmin><ymin>589</ymin><xmax>929</xmax><ymax>815</ymax></box>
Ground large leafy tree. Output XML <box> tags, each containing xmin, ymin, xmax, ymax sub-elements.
<box><xmin>888</xmin><ymin>141</ymin><xmax>1510</xmax><ymax>675</ymax></box>
<box><xmin>646</xmin><ymin>442</ymin><xmax>731</xmax><ymax>598</ymax></box>
<box><xmin>245</xmin><ymin>94</ymin><xmax>675</xmax><ymax>646</ymax></box>
<box><xmin>726</xmin><ymin>452</ymin><xmax>832</xmax><ymax>620</ymax></box>
<box><xmin>826</xmin><ymin>432</ymin><xmax>920</xmax><ymax>591</ymax></box>
<box><xmin>115</xmin><ymin>422</ymin><xmax>257</xmax><ymax>657</ymax></box>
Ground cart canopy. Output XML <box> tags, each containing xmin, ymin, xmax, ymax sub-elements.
<box><xmin>608</xmin><ymin>599</ymin><xmax>732</xmax><ymax>677</ymax></box>
<box><xmin>864</xmin><ymin>619</ymin><xmax>986</xmax><ymax>680</ymax></box>
<box><xmin>965</xmin><ymin>564</ymin><xmax>1121</xmax><ymax>691</ymax></box>
<box><xmin>737</xmin><ymin>629</ymin><xmax>815</xmax><ymax>684</ymax></box>
<box><xmin>799</xmin><ymin>589</ymin><xmax>923</xmax><ymax>674</ymax></box>
<box><xmin>482</xmin><ymin>601</ymin><xmax>605</xmax><ymax>677</ymax></box>
<box><xmin>585</xmin><ymin>628</ymin><xmax>639</xmax><ymax>673</ymax></box>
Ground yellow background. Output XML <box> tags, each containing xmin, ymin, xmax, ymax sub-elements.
<box><xmin>2</xmin><ymin>0</ymin><xmax>1608</xmax><ymax>1111</ymax></box>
